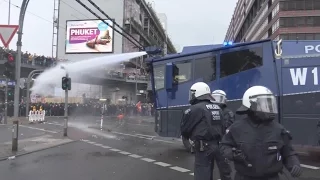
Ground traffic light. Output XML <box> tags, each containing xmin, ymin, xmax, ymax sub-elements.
<box><xmin>3</xmin><ymin>53</ymin><xmax>15</xmax><ymax>80</ymax></box>
<box><xmin>62</xmin><ymin>77</ymin><xmax>71</xmax><ymax>90</ymax></box>
<box><xmin>7</xmin><ymin>90</ymin><xmax>13</xmax><ymax>101</ymax></box>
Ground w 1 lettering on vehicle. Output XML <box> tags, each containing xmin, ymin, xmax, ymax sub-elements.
<box><xmin>290</xmin><ymin>67</ymin><xmax>318</xmax><ymax>85</ymax></box>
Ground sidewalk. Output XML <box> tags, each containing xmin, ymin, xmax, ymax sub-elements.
<box><xmin>0</xmin><ymin>134</ymin><xmax>74</xmax><ymax>160</ymax></box>
<box><xmin>5</xmin><ymin>116</ymin><xmax>65</xmax><ymax>125</ymax></box>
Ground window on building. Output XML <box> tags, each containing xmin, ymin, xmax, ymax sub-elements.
<box><xmin>194</xmin><ymin>55</ymin><xmax>216</xmax><ymax>82</ymax></box>
<box><xmin>297</xmin><ymin>33</ymin><xmax>306</xmax><ymax>40</ymax></box>
<box><xmin>315</xmin><ymin>16</ymin><xmax>320</xmax><ymax>26</ymax></box>
<box><xmin>173</xmin><ymin>60</ymin><xmax>192</xmax><ymax>84</ymax></box>
<box><xmin>220</xmin><ymin>47</ymin><xmax>263</xmax><ymax>77</ymax></box>
<box><xmin>296</xmin><ymin>17</ymin><xmax>305</xmax><ymax>26</ymax></box>
<box><xmin>295</xmin><ymin>0</ymin><xmax>305</xmax><ymax>10</ymax></box>
<box><xmin>280</xmin><ymin>33</ymin><xmax>320</xmax><ymax>40</ymax></box>
<box><xmin>288</xmin><ymin>33</ymin><xmax>297</xmax><ymax>40</ymax></box>
<box><xmin>280</xmin><ymin>34</ymin><xmax>289</xmax><ymax>40</ymax></box>
<box><xmin>315</xmin><ymin>0</ymin><xmax>320</xmax><ymax>9</ymax></box>
<box><xmin>306</xmin><ymin>34</ymin><xmax>314</xmax><ymax>40</ymax></box>
<box><xmin>280</xmin><ymin>16</ymin><xmax>320</xmax><ymax>27</ymax></box>
<box><xmin>306</xmin><ymin>0</ymin><xmax>313</xmax><ymax>10</ymax></box>
<box><xmin>306</xmin><ymin>17</ymin><xmax>313</xmax><ymax>26</ymax></box>
<box><xmin>153</xmin><ymin>65</ymin><xmax>165</xmax><ymax>90</ymax></box>
<box><xmin>280</xmin><ymin>0</ymin><xmax>320</xmax><ymax>11</ymax></box>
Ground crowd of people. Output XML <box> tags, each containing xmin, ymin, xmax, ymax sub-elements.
<box><xmin>2</xmin><ymin>101</ymin><xmax>155</xmax><ymax>118</ymax></box>
<box><xmin>0</xmin><ymin>46</ymin><xmax>66</xmax><ymax>67</ymax></box>
<box><xmin>0</xmin><ymin>46</ymin><xmax>149</xmax><ymax>81</ymax></box>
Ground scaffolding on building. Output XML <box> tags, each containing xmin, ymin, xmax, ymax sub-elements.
<box><xmin>51</xmin><ymin>0</ymin><xmax>60</xmax><ymax>59</ymax></box>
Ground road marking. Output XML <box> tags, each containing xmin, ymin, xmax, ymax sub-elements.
<box><xmin>110</xmin><ymin>148</ymin><xmax>120</xmax><ymax>152</ymax></box>
<box><xmin>135</xmin><ymin>134</ymin><xmax>156</xmax><ymax>138</ymax></box>
<box><xmin>129</xmin><ymin>154</ymin><xmax>142</xmax><ymax>158</ymax></box>
<box><xmin>20</xmin><ymin>125</ymin><xmax>58</xmax><ymax>134</ymax></box>
<box><xmin>126</xmin><ymin>123</ymin><xmax>150</xmax><ymax>127</ymax></box>
<box><xmin>141</xmin><ymin>158</ymin><xmax>155</xmax><ymax>162</ymax></box>
<box><xmin>170</xmin><ymin>166</ymin><xmax>190</xmax><ymax>172</ymax></box>
<box><xmin>101</xmin><ymin>145</ymin><xmax>111</xmax><ymax>149</ymax></box>
<box><xmin>301</xmin><ymin>164</ymin><xmax>320</xmax><ymax>170</ymax></box>
<box><xmin>110</xmin><ymin>131</ymin><xmax>175</xmax><ymax>144</ymax></box>
<box><xmin>86</xmin><ymin>141</ymin><xmax>96</xmax><ymax>144</ymax></box>
<box><xmin>94</xmin><ymin>143</ymin><xmax>104</xmax><ymax>146</ymax></box>
<box><xmin>82</xmin><ymin>139</ymin><xmax>194</xmax><ymax>175</ymax></box>
<box><xmin>46</xmin><ymin>122</ymin><xmax>63</xmax><ymax>126</ymax></box>
<box><xmin>119</xmin><ymin>151</ymin><xmax>131</xmax><ymax>155</ymax></box>
<box><xmin>154</xmin><ymin>162</ymin><xmax>171</xmax><ymax>167</ymax></box>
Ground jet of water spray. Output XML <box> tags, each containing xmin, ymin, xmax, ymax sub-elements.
<box><xmin>31</xmin><ymin>51</ymin><xmax>146</xmax><ymax>96</ymax></box>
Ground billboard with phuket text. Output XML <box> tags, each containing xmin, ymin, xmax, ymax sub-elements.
<box><xmin>65</xmin><ymin>19</ymin><xmax>114</xmax><ymax>53</ymax></box>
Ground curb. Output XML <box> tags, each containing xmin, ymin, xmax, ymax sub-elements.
<box><xmin>0</xmin><ymin>139</ymin><xmax>78</xmax><ymax>162</ymax></box>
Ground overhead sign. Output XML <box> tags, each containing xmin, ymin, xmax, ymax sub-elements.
<box><xmin>0</xmin><ymin>25</ymin><xmax>19</xmax><ymax>48</ymax></box>
<box><xmin>65</xmin><ymin>20</ymin><xmax>114</xmax><ymax>54</ymax></box>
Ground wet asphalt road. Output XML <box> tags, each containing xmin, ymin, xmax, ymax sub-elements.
<box><xmin>0</xmin><ymin>116</ymin><xmax>319</xmax><ymax>179</ymax></box>
<box><xmin>0</xmin><ymin>123</ymin><xmax>60</xmax><ymax>144</ymax></box>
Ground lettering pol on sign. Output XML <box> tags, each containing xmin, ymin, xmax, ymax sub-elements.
<box><xmin>305</xmin><ymin>45</ymin><xmax>320</xmax><ymax>54</ymax></box>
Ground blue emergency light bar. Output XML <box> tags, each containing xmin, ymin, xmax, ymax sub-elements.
<box><xmin>223</xmin><ymin>41</ymin><xmax>233</xmax><ymax>46</ymax></box>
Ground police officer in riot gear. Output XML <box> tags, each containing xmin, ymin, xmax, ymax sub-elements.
<box><xmin>211</xmin><ymin>90</ymin><xmax>233</xmax><ymax>180</ymax></box>
<box><xmin>180</xmin><ymin>82</ymin><xmax>231</xmax><ymax>180</ymax></box>
<box><xmin>220</xmin><ymin>86</ymin><xmax>302</xmax><ymax>180</ymax></box>
<box><xmin>212</xmin><ymin>90</ymin><xmax>235</xmax><ymax>131</ymax></box>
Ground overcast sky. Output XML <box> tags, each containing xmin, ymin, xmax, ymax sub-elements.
<box><xmin>0</xmin><ymin>0</ymin><xmax>237</xmax><ymax>56</ymax></box>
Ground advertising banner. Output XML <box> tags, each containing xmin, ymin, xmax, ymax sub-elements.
<box><xmin>65</xmin><ymin>20</ymin><xmax>114</xmax><ymax>53</ymax></box>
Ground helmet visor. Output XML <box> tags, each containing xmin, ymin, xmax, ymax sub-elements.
<box><xmin>251</xmin><ymin>95</ymin><xmax>278</xmax><ymax>113</ymax></box>
<box><xmin>212</xmin><ymin>94</ymin><xmax>227</xmax><ymax>104</ymax></box>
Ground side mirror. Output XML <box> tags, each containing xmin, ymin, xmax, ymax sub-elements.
<box><xmin>165</xmin><ymin>63</ymin><xmax>173</xmax><ymax>90</ymax></box>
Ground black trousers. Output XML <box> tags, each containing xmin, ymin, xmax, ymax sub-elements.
<box><xmin>194</xmin><ymin>141</ymin><xmax>232</xmax><ymax>180</ymax></box>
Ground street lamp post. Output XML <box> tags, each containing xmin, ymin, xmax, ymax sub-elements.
<box><xmin>14</xmin><ymin>0</ymin><xmax>30</xmax><ymax>118</ymax></box>
<box><xmin>12</xmin><ymin>0</ymin><xmax>30</xmax><ymax>152</ymax></box>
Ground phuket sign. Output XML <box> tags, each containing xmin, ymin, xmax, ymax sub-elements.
<box><xmin>65</xmin><ymin>20</ymin><xmax>114</xmax><ymax>53</ymax></box>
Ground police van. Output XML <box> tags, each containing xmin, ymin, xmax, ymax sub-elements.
<box><xmin>147</xmin><ymin>39</ymin><xmax>320</xmax><ymax>153</ymax></box>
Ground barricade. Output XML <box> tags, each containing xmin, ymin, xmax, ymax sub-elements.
<box><xmin>28</xmin><ymin>110</ymin><xmax>45</xmax><ymax>123</ymax></box>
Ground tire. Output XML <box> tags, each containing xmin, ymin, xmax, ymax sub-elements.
<box><xmin>182</xmin><ymin>136</ymin><xmax>194</xmax><ymax>153</ymax></box>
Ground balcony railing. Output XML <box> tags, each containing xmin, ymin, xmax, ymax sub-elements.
<box><xmin>136</xmin><ymin>0</ymin><xmax>176</xmax><ymax>53</ymax></box>
<box><xmin>105</xmin><ymin>71</ymin><xmax>148</xmax><ymax>83</ymax></box>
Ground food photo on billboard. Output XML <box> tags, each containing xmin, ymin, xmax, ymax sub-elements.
<box><xmin>65</xmin><ymin>19</ymin><xmax>114</xmax><ymax>53</ymax></box>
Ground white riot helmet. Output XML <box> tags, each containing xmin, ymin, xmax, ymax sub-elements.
<box><xmin>237</xmin><ymin>86</ymin><xmax>278</xmax><ymax>119</ymax></box>
<box><xmin>189</xmin><ymin>82</ymin><xmax>213</xmax><ymax>104</ymax></box>
<box><xmin>212</xmin><ymin>90</ymin><xmax>227</xmax><ymax>104</ymax></box>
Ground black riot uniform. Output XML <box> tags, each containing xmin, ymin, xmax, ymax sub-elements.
<box><xmin>220</xmin><ymin>86</ymin><xmax>302</xmax><ymax>180</ymax></box>
<box><xmin>221</xmin><ymin>105</ymin><xmax>235</xmax><ymax>132</ymax></box>
<box><xmin>181</xmin><ymin>93</ymin><xmax>231</xmax><ymax>180</ymax></box>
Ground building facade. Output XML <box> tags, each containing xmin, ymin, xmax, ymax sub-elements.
<box><xmin>225</xmin><ymin>0</ymin><xmax>320</xmax><ymax>42</ymax></box>
<box><xmin>53</xmin><ymin>0</ymin><xmax>175</xmax><ymax>103</ymax></box>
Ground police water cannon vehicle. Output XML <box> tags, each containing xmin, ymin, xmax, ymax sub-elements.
<box><xmin>147</xmin><ymin>39</ymin><xmax>320</xmax><ymax>154</ymax></box>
